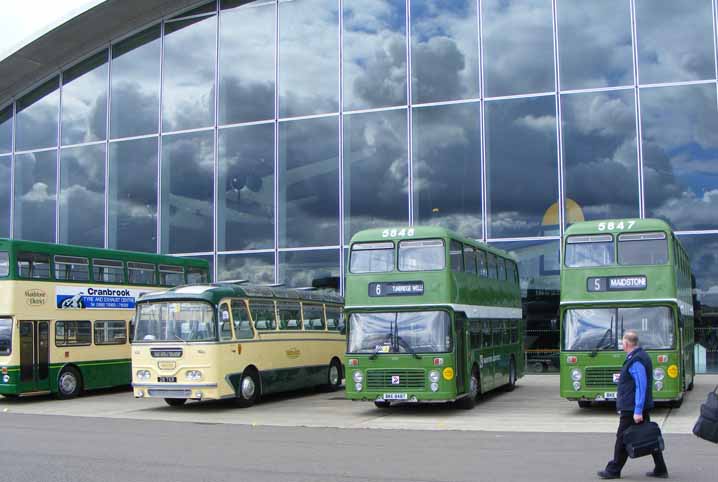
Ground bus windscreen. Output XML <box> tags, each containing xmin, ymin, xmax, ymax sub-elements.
<box><xmin>350</xmin><ymin>242</ymin><xmax>394</xmax><ymax>273</ymax></box>
<box><xmin>398</xmin><ymin>239</ymin><xmax>445</xmax><ymax>271</ymax></box>
<box><xmin>135</xmin><ymin>302</ymin><xmax>216</xmax><ymax>342</ymax></box>
<box><xmin>348</xmin><ymin>311</ymin><xmax>451</xmax><ymax>354</ymax></box>
<box><xmin>0</xmin><ymin>318</ymin><xmax>11</xmax><ymax>355</ymax></box>
<box><xmin>564</xmin><ymin>235</ymin><xmax>614</xmax><ymax>267</ymax></box>
<box><xmin>618</xmin><ymin>232</ymin><xmax>668</xmax><ymax>265</ymax></box>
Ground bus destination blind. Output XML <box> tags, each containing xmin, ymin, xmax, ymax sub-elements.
<box><xmin>369</xmin><ymin>281</ymin><xmax>424</xmax><ymax>297</ymax></box>
<box><xmin>587</xmin><ymin>276</ymin><xmax>647</xmax><ymax>292</ymax></box>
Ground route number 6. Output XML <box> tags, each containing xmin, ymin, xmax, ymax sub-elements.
<box><xmin>597</xmin><ymin>220</ymin><xmax>635</xmax><ymax>232</ymax></box>
<box><xmin>382</xmin><ymin>228</ymin><xmax>415</xmax><ymax>238</ymax></box>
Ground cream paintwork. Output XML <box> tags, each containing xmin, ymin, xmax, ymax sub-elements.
<box><xmin>0</xmin><ymin>280</ymin><xmax>163</xmax><ymax>372</ymax></box>
<box><xmin>132</xmin><ymin>298</ymin><xmax>345</xmax><ymax>401</ymax></box>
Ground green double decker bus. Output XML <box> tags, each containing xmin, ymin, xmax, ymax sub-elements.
<box><xmin>560</xmin><ymin>219</ymin><xmax>695</xmax><ymax>408</ymax></box>
<box><xmin>344</xmin><ymin>227</ymin><xmax>525</xmax><ymax>409</ymax></box>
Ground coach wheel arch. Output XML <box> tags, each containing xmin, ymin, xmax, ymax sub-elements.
<box><xmin>329</xmin><ymin>356</ymin><xmax>343</xmax><ymax>382</ymax></box>
<box><xmin>234</xmin><ymin>365</ymin><xmax>261</xmax><ymax>408</ymax></box>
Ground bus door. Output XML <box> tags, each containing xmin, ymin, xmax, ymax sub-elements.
<box><xmin>454</xmin><ymin>314</ymin><xmax>466</xmax><ymax>394</ymax></box>
<box><xmin>18</xmin><ymin>321</ymin><xmax>50</xmax><ymax>392</ymax></box>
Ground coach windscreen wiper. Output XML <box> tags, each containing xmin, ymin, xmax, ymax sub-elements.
<box><xmin>589</xmin><ymin>316</ymin><xmax>614</xmax><ymax>358</ymax></box>
<box><xmin>369</xmin><ymin>332</ymin><xmax>394</xmax><ymax>360</ymax></box>
<box><xmin>396</xmin><ymin>335</ymin><xmax>422</xmax><ymax>360</ymax></box>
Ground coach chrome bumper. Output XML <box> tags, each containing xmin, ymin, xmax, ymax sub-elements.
<box><xmin>132</xmin><ymin>382</ymin><xmax>218</xmax><ymax>399</ymax></box>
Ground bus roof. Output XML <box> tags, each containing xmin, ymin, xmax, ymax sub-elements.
<box><xmin>349</xmin><ymin>226</ymin><xmax>515</xmax><ymax>261</ymax></box>
<box><xmin>0</xmin><ymin>238</ymin><xmax>208</xmax><ymax>268</ymax></box>
<box><xmin>138</xmin><ymin>283</ymin><xmax>344</xmax><ymax>306</ymax></box>
<box><xmin>563</xmin><ymin>218</ymin><xmax>674</xmax><ymax>237</ymax></box>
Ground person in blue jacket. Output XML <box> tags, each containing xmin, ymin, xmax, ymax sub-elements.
<box><xmin>598</xmin><ymin>330</ymin><xmax>669</xmax><ymax>479</ymax></box>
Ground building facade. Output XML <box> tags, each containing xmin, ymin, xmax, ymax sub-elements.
<box><xmin>0</xmin><ymin>0</ymin><xmax>717</xmax><ymax>372</ymax></box>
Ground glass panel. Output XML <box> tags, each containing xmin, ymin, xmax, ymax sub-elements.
<box><xmin>344</xmin><ymin>109</ymin><xmax>408</xmax><ymax>241</ymax></box>
<box><xmin>161</xmin><ymin>131</ymin><xmax>214</xmax><ymax>253</ymax></box>
<box><xmin>55</xmin><ymin>321</ymin><xmax>92</xmax><ymax>346</ymax></box>
<box><xmin>159</xmin><ymin>266</ymin><xmax>184</xmax><ymax>286</ymax></box>
<box><xmin>482</xmin><ymin>0</ymin><xmax>554</xmax><ymax>97</ymax></box>
<box><xmin>485</xmin><ymin>96</ymin><xmax>558</xmax><ymax>238</ymax></box>
<box><xmin>556</xmin><ymin>0</ymin><xmax>633</xmax><ymax>90</ymax></box>
<box><xmin>410</xmin><ymin>0</ymin><xmax>479</xmax><ymax>104</ymax></box>
<box><xmin>0</xmin><ymin>319</ymin><xmax>11</xmax><ymax>356</ymax></box>
<box><xmin>0</xmin><ymin>156</ymin><xmax>10</xmax><ymax>237</ymax></box>
<box><xmin>641</xmin><ymin>84</ymin><xmax>718</xmax><ymax>230</ymax></box>
<box><xmin>0</xmin><ymin>252</ymin><xmax>8</xmax><ymax>277</ymax></box>
<box><xmin>108</xmin><ymin>137</ymin><xmax>158</xmax><ymax>253</ymax></box>
<box><xmin>61</xmin><ymin>51</ymin><xmax>108</xmax><ymax>145</ymax></box>
<box><xmin>219</xmin><ymin>0</ymin><xmax>275</xmax><ymax>125</ymax></box>
<box><xmin>128</xmin><ymin>264</ymin><xmax>155</xmax><ymax>285</ymax></box>
<box><xmin>0</xmin><ymin>106</ymin><xmax>11</xmax><ymax>154</ymax></box>
<box><xmin>619</xmin><ymin>307</ymin><xmax>674</xmax><ymax>350</ymax></box>
<box><xmin>218</xmin><ymin>123</ymin><xmax>274</xmax><ymax>251</ymax></box>
<box><xmin>278</xmin><ymin>249</ymin><xmax>339</xmax><ymax>289</ymax></box>
<box><xmin>477</xmin><ymin>249</ymin><xmax>488</xmax><ymax>277</ymax></box>
<box><xmin>564</xmin><ymin>308</ymin><xmax>616</xmax><ymax>351</ymax></box>
<box><xmin>279</xmin><ymin>116</ymin><xmax>339</xmax><ymax>247</ymax></box>
<box><xmin>231</xmin><ymin>300</ymin><xmax>254</xmax><ymax>339</ymax></box>
<box><xmin>617</xmin><ymin>233</ymin><xmax>668</xmax><ymax>265</ymax></box>
<box><xmin>303</xmin><ymin>304</ymin><xmax>325</xmax><ymax>330</ymax></box>
<box><xmin>635</xmin><ymin>0</ymin><xmax>715</xmax><ymax>84</ymax></box>
<box><xmin>249</xmin><ymin>300</ymin><xmax>277</xmax><ymax>330</ymax></box>
<box><xmin>412</xmin><ymin>102</ymin><xmax>481</xmax><ymax>237</ymax></box>
<box><xmin>679</xmin><ymin>234</ymin><xmax>718</xmax><ymax>372</ymax></box>
<box><xmin>111</xmin><ymin>26</ymin><xmax>161</xmax><ymax>139</ymax></box>
<box><xmin>187</xmin><ymin>260</ymin><xmax>212</xmax><ymax>283</ymax></box>
<box><xmin>59</xmin><ymin>144</ymin><xmax>105</xmax><ymax>247</ymax></box>
<box><xmin>279</xmin><ymin>0</ymin><xmax>339</xmax><ymax>117</ymax></box>
<box><xmin>450</xmin><ymin>240</ymin><xmax>463</xmax><ymax>272</ymax></box>
<box><xmin>219</xmin><ymin>303</ymin><xmax>233</xmax><ymax>340</ymax></box>
<box><xmin>217</xmin><ymin>252</ymin><xmax>274</xmax><ymax>284</ymax></box>
<box><xmin>16</xmin><ymin>77</ymin><xmax>59</xmax><ymax>151</ymax></box>
<box><xmin>135</xmin><ymin>302</ymin><xmax>216</xmax><ymax>342</ymax></box>
<box><xmin>564</xmin><ymin>235</ymin><xmax>615</xmax><ymax>267</ymax></box>
<box><xmin>326</xmin><ymin>305</ymin><xmax>344</xmax><ymax>331</ymax></box>
<box><xmin>174</xmin><ymin>2</ymin><xmax>217</xmax><ymax>19</ymax></box>
<box><xmin>398</xmin><ymin>239</ymin><xmax>445</xmax><ymax>271</ymax></box>
<box><xmin>562</xmin><ymin>90</ymin><xmax>639</xmax><ymax>224</ymax></box>
<box><xmin>497</xmin><ymin>257</ymin><xmax>507</xmax><ymax>281</ymax></box>
<box><xmin>343</xmin><ymin>0</ymin><xmax>406</xmax><ymax>110</ymax></box>
<box><xmin>162</xmin><ymin>15</ymin><xmax>216</xmax><ymax>132</ymax></box>
<box><xmin>493</xmin><ymin>239</ymin><xmax>560</xmax><ymax>372</ymax></box>
<box><xmin>348</xmin><ymin>311</ymin><xmax>451</xmax><ymax>354</ymax></box>
<box><xmin>277</xmin><ymin>302</ymin><xmax>302</xmax><ymax>330</ymax></box>
<box><xmin>486</xmin><ymin>252</ymin><xmax>497</xmax><ymax>279</ymax></box>
<box><xmin>14</xmin><ymin>151</ymin><xmax>57</xmax><ymax>242</ymax></box>
<box><xmin>350</xmin><ymin>242</ymin><xmax>394</xmax><ymax>273</ymax></box>
<box><xmin>94</xmin><ymin>320</ymin><xmax>127</xmax><ymax>345</ymax></box>
<box><xmin>55</xmin><ymin>256</ymin><xmax>90</xmax><ymax>281</ymax></box>
<box><xmin>17</xmin><ymin>252</ymin><xmax>51</xmax><ymax>279</ymax></box>
<box><xmin>93</xmin><ymin>259</ymin><xmax>125</xmax><ymax>283</ymax></box>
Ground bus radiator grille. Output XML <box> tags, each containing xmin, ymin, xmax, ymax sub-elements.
<box><xmin>366</xmin><ymin>369</ymin><xmax>426</xmax><ymax>390</ymax></box>
<box><xmin>584</xmin><ymin>367</ymin><xmax>622</xmax><ymax>387</ymax></box>
<box><xmin>148</xmin><ymin>388</ymin><xmax>192</xmax><ymax>398</ymax></box>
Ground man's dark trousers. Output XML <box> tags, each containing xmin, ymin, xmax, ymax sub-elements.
<box><xmin>605</xmin><ymin>411</ymin><xmax>667</xmax><ymax>475</ymax></box>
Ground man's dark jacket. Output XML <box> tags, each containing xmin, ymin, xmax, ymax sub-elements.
<box><xmin>616</xmin><ymin>347</ymin><xmax>654</xmax><ymax>414</ymax></box>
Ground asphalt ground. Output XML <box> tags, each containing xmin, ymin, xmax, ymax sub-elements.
<box><xmin>1</xmin><ymin>375</ymin><xmax>716</xmax><ymax>434</ymax></box>
<box><xmin>0</xmin><ymin>413</ymin><xmax>716</xmax><ymax>482</ymax></box>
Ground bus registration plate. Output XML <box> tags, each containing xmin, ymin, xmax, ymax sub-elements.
<box><xmin>382</xmin><ymin>393</ymin><xmax>408</xmax><ymax>400</ymax></box>
<box><xmin>158</xmin><ymin>376</ymin><xmax>177</xmax><ymax>383</ymax></box>
<box><xmin>604</xmin><ymin>392</ymin><xmax>617</xmax><ymax>400</ymax></box>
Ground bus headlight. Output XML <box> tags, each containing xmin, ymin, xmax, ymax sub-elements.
<box><xmin>573</xmin><ymin>381</ymin><xmax>581</xmax><ymax>391</ymax></box>
<box><xmin>570</xmin><ymin>369</ymin><xmax>582</xmax><ymax>382</ymax></box>
<box><xmin>352</xmin><ymin>370</ymin><xmax>363</xmax><ymax>383</ymax></box>
<box><xmin>186</xmin><ymin>370</ymin><xmax>203</xmax><ymax>381</ymax></box>
<box><xmin>429</xmin><ymin>370</ymin><xmax>440</xmax><ymax>383</ymax></box>
<box><xmin>2</xmin><ymin>375</ymin><xmax>9</xmax><ymax>383</ymax></box>
<box><xmin>653</xmin><ymin>368</ymin><xmax>665</xmax><ymax>381</ymax></box>
<box><xmin>655</xmin><ymin>380</ymin><xmax>664</xmax><ymax>391</ymax></box>
<box><xmin>136</xmin><ymin>370</ymin><xmax>151</xmax><ymax>380</ymax></box>
<box><xmin>354</xmin><ymin>382</ymin><xmax>363</xmax><ymax>392</ymax></box>
<box><xmin>430</xmin><ymin>382</ymin><xmax>439</xmax><ymax>392</ymax></box>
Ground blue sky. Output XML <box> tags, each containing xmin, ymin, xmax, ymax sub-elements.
<box><xmin>0</xmin><ymin>0</ymin><xmax>99</xmax><ymax>59</ymax></box>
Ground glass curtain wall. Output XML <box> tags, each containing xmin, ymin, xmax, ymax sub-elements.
<box><xmin>1</xmin><ymin>0</ymin><xmax>718</xmax><ymax>371</ymax></box>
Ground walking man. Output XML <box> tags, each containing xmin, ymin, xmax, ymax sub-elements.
<box><xmin>597</xmin><ymin>330</ymin><xmax>669</xmax><ymax>479</ymax></box>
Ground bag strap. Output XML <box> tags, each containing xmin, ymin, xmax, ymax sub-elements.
<box><xmin>714</xmin><ymin>385</ymin><xmax>718</xmax><ymax>394</ymax></box>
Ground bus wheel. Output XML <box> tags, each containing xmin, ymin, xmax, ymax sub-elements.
<box><xmin>235</xmin><ymin>369</ymin><xmax>260</xmax><ymax>408</ymax></box>
<box><xmin>164</xmin><ymin>398</ymin><xmax>187</xmax><ymax>407</ymax></box>
<box><xmin>670</xmin><ymin>397</ymin><xmax>683</xmax><ymax>409</ymax></box>
<box><xmin>457</xmin><ymin>368</ymin><xmax>479</xmax><ymax>410</ymax></box>
<box><xmin>687</xmin><ymin>378</ymin><xmax>694</xmax><ymax>391</ymax></box>
<box><xmin>577</xmin><ymin>401</ymin><xmax>591</xmax><ymax>408</ymax></box>
<box><xmin>505</xmin><ymin>358</ymin><xmax>517</xmax><ymax>391</ymax></box>
<box><xmin>374</xmin><ymin>401</ymin><xmax>391</xmax><ymax>409</ymax></box>
<box><xmin>326</xmin><ymin>359</ymin><xmax>343</xmax><ymax>391</ymax></box>
<box><xmin>57</xmin><ymin>367</ymin><xmax>82</xmax><ymax>399</ymax></box>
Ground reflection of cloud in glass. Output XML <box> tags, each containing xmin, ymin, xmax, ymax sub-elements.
<box><xmin>218</xmin><ymin>252</ymin><xmax>274</xmax><ymax>284</ymax></box>
<box><xmin>680</xmin><ymin>234</ymin><xmax>718</xmax><ymax>309</ymax></box>
<box><xmin>0</xmin><ymin>107</ymin><xmax>12</xmax><ymax>154</ymax></box>
<box><xmin>61</xmin><ymin>52</ymin><xmax>108</xmax><ymax>145</ymax></box>
<box><xmin>15</xmin><ymin>79</ymin><xmax>60</xmax><ymax>151</ymax></box>
<box><xmin>13</xmin><ymin>151</ymin><xmax>57</xmax><ymax>242</ymax></box>
<box><xmin>279</xmin><ymin>249</ymin><xmax>339</xmax><ymax>289</ymax></box>
<box><xmin>60</xmin><ymin>144</ymin><xmax>106</xmax><ymax>247</ymax></box>
<box><xmin>0</xmin><ymin>156</ymin><xmax>10</xmax><ymax>237</ymax></box>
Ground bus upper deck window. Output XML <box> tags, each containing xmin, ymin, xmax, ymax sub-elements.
<box><xmin>93</xmin><ymin>259</ymin><xmax>125</xmax><ymax>283</ymax></box>
<box><xmin>463</xmin><ymin>246</ymin><xmax>477</xmax><ymax>274</ymax></box>
<box><xmin>17</xmin><ymin>252</ymin><xmax>51</xmax><ymax>279</ymax></box>
<box><xmin>187</xmin><ymin>266</ymin><xmax>209</xmax><ymax>284</ymax></box>
<box><xmin>55</xmin><ymin>255</ymin><xmax>90</xmax><ymax>281</ymax></box>
<box><xmin>128</xmin><ymin>262</ymin><xmax>156</xmax><ymax>285</ymax></box>
<box><xmin>398</xmin><ymin>239</ymin><xmax>445</xmax><ymax>272</ymax></box>
<box><xmin>617</xmin><ymin>232</ymin><xmax>668</xmax><ymax>266</ymax></box>
<box><xmin>350</xmin><ymin>242</ymin><xmax>394</xmax><ymax>273</ymax></box>
<box><xmin>565</xmin><ymin>234</ymin><xmax>614</xmax><ymax>267</ymax></box>
<box><xmin>159</xmin><ymin>265</ymin><xmax>185</xmax><ymax>286</ymax></box>
<box><xmin>0</xmin><ymin>252</ymin><xmax>8</xmax><ymax>277</ymax></box>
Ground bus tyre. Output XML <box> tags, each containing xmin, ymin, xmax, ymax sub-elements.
<box><xmin>670</xmin><ymin>397</ymin><xmax>683</xmax><ymax>409</ymax></box>
<box><xmin>326</xmin><ymin>359</ymin><xmax>343</xmax><ymax>391</ymax></box>
<box><xmin>578</xmin><ymin>400</ymin><xmax>591</xmax><ymax>408</ymax></box>
<box><xmin>374</xmin><ymin>401</ymin><xmax>391</xmax><ymax>409</ymax></box>
<box><xmin>235</xmin><ymin>369</ymin><xmax>260</xmax><ymax>408</ymax></box>
<box><xmin>457</xmin><ymin>368</ymin><xmax>479</xmax><ymax>410</ymax></box>
<box><xmin>687</xmin><ymin>378</ymin><xmax>694</xmax><ymax>391</ymax></box>
<box><xmin>505</xmin><ymin>358</ymin><xmax>517</xmax><ymax>391</ymax></box>
<box><xmin>164</xmin><ymin>398</ymin><xmax>187</xmax><ymax>407</ymax></box>
<box><xmin>1</xmin><ymin>394</ymin><xmax>19</xmax><ymax>399</ymax></box>
<box><xmin>56</xmin><ymin>367</ymin><xmax>82</xmax><ymax>399</ymax></box>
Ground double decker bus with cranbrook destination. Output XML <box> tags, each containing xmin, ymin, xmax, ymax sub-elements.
<box><xmin>560</xmin><ymin>219</ymin><xmax>695</xmax><ymax>408</ymax></box>
<box><xmin>344</xmin><ymin>226</ymin><xmax>525</xmax><ymax>409</ymax></box>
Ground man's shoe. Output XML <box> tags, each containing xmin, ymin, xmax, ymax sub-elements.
<box><xmin>597</xmin><ymin>470</ymin><xmax>621</xmax><ymax>479</ymax></box>
<box><xmin>646</xmin><ymin>471</ymin><xmax>669</xmax><ymax>479</ymax></box>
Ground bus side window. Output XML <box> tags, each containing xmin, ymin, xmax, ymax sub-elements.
<box><xmin>250</xmin><ymin>301</ymin><xmax>277</xmax><ymax>330</ymax></box>
<box><xmin>482</xmin><ymin>321</ymin><xmax>491</xmax><ymax>347</ymax></box>
<box><xmin>497</xmin><ymin>258</ymin><xmax>507</xmax><ymax>281</ymax></box>
<box><xmin>492</xmin><ymin>320</ymin><xmax>501</xmax><ymax>346</ymax></box>
<box><xmin>303</xmin><ymin>304</ymin><xmax>325</xmax><ymax>331</ymax></box>
<box><xmin>17</xmin><ymin>252</ymin><xmax>51</xmax><ymax>279</ymax></box>
<box><xmin>159</xmin><ymin>265</ymin><xmax>184</xmax><ymax>286</ymax></box>
<box><xmin>187</xmin><ymin>267</ymin><xmax>209</xmax><ymax>284</ymax></box>
<box><xmin>463</xmin><ymin>246</ymin><xmax>477</xmax><ymax>274</ymax></box>
<box><xmin>232</xmin><ymin>300</ymin><xmax>254</xmax><ymax>339</ymax></box>
<box><xmin>487</xmin><ymin>253</ymin><xmax>498</xmax><ymax>279</ymax></box>
<box><xmin>278</xmin><ymin>302</ymin><xmax>302</xmax><ymax>330</ymax></box>
<box><xmin>93</xmin><ymin>259</ymin><xmax>125</xmax><ymax>283</ymax></box>
<box><xmin>326</xmin><ymin>306</ymin><xmax>344</xmax><ymax>333</ymax></box>
<box><xmin>470</xmin><ymin>321</ymin><xmax>481</xmax><ymax>349</ymax></box>
<box><xmin>128</xmin><ymin>262</ymin><xmax>156</xmax><ymax>285</ymax></box>
<box><xmin>94</xmin><ymin>320</ymin><xmax>127</xmax><ymax>345</ymax></box>
<box><xmin>502</xmin><ymin>320</ymin><xmax>510</xmax><ymax>345</ymax></box>
<box><xmin>56</xmin><ymin>321</ymin><xmax>92</xmax><ymax>346</ymax></box>
<box><xmin>450</xmin><ymin>241</ymin><xmax>463</xmax><ymax>272</ymax></box>
<box><xmin>477</xmin><ymin>250</ymin><xmax>488</xmax><ymax>278</ymax></box>
<box><xmin>219</xmin><ymin>303</ymin><xmax>233</xmax><ymax>340</ymax></box>
<box><xmin>55</xmin><ymin>256</ymin><xmax>90</xmax><ymax>281</ymax></box>
<box><xmin>511</xmin><ymin>320</ymin><xmax>518</xmax><ymax>344</ymax></box>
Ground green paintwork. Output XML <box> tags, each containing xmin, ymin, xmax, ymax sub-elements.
<box><xmin>344</xmin><ymin>226</ymin><xmax>525</xmax><ymax>404</ymax></box>
<box><xmin>560</xmin><ymin>218</ymin><xmax>694</xmax><ymax>403</ymax></box>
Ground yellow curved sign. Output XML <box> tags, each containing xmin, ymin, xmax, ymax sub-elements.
<box><xmin>442</xmin><ymin>367</ymin><xmax>454</xmax><ymax>381</ymax></box>
<box><xmin>667</xmin><ymin>364</ymin><xmax>679</xmax><ymax>379</ymax></box>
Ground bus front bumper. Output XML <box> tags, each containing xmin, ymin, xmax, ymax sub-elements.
<box><xmin>346</xmin><ymin>389</ymin><xmax>459</xmax><ymax>403</ymax></box>
<box><xmin>133</xmin><ymin>383</ymin><xmax>219</xmax><ymax>401</ymax></box>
